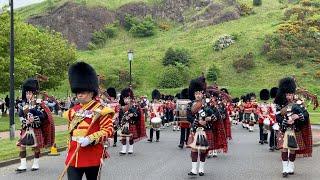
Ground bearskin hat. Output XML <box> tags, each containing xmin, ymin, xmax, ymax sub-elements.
<box><xmin>220</xmin><ymin>88</ymin><xmax>229</xmax><ymax>94</ymax></box>
<box><xmin>180</xmin><ymin>88</ymin><xmax>189</xmax><ymax>99</ymax></box>
<box><xmin>274</xmin><ymin>77</ymin><xmax>296</xmax><ymax>106</ymax></box>
<box><xmin>68</xmin><ymin>62</ymin><xmax>99</xmax><ymax>97</ymax></box>
<box><xmin>119</xmin><ymin>88</ymin><xmax>134</xmax><ymax>106</ymax></box>
<box><xmin>232</xmin><ymin>98</ymin><xmax>240</xmax><ymax>104</ymax></box>
<box><xmin>278</xmin><ymin>77</ymin><xmax>296</xmax><ymax>94</ymax></box>
<box><xmin>259</xmin><ymin>89</ymin><xmax>270</xmax><ymax>101</ymax></box>
<box><xmin>270</xmin><ymin>87</ymin><xmax>278</xmax><ymax>99</ymax></box>
<box><xmin>22</xmin><ymin>78</ymin><xmax>39</xmax><ymax>100</ymax></box>
<box><xmin>188</xmin><ymin>76</ymin><xmax>206</xmax><ymax>101</ymax></box>
<box><xmin>152</xmin><ymin>89</ymin><xmax>161</xmax><ymax>100</ymax></box>
<box><xmin>107</xmin><ymin>87</ymin><xmax>117</xmax><ymax>98</ymax></box>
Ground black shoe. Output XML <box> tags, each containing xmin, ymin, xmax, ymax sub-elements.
<box><xmin>113</xmin><ymin>143</ymin><xmax>117</xmax><ymax>147</ymax></box>
<box><xmin>178</xmin><ymin>144</ymin><xmax>183</xmax><ymax>149</ymax></box>
<box><xmin>119</xmin><ymin>152</ymin><xmax>126</xmax><ymax>155</ymax></box>
<box><xmin>199</xmin><ymin>172</ymin><xmax>204</xmax><ymax>176</ymax></box>
<box><xmin>15</xmin><ymin>169</ymin><xmax>26</xmax><ymax>173</ymax></box>
<box><xmin>156</xmin><ymin>139</ymin><xmax>159</xmax><ymax>142</ymax></box>
<box><xmin>269</xmin><ymin>147</ymin><xmax>275</xmax><ymax>152</ymax></box>
<box><xmin>289</xmin><ymin>172</ymin><xmax>294</xmax><ymax>175</ymax></box>
<box><xmin>147</xmin><ymin>139</ymin><xmax>152</xmax><ymax>142</ymax></box>
<box><xmin>188</xmin><ymin>172</ymin><xmax>197</xmax><ymax>176</ymax></box>
<box><xmin>128</xmin><ymin>152</ymin><xmax>133</xmax><ymax>154</ymax></box>
<box><xmin>282</xmin><ymin>172</ymin><xmax>288</xmax><ymax>178</ymax></box>
<box><xmin>264</xmin><ymin>140</ymin><xmax>268</xmax><ymax>144</ymax></box>
<box><xmin>31</xmin><ymin>168</ymin><xmax>39</xmax><ymax>171</ymax></box>
<box><xmin>259</xmin><ymin>140</ymin><xmax>263</xmax><ymax>145</ymax></box>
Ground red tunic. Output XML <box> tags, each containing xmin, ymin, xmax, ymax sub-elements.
<box><xmin>256</xmin><ymin>102</ymin><xmax>275</xmax><ymax>124</ymax></box>
<box><xmin>64</xmin><ymin>100</ymin><xmax>114</xmax><ymax>168</ymax></box>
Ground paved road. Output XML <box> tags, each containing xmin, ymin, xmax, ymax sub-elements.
<box><xmin>0</xmin><ymin>125</ymin><xmax>319</xmax><ymax>180</ymax></box>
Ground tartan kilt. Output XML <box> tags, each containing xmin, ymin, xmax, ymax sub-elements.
<box><xmin>17</xmin><ymin>128</ymin><xmax>44</xmax><ymax>148</ymax></box>
<box><xmin>205</xmin><ymin>130</ymin><xmax>214</xmax><ymax>151</ymax></box>
<box><xmin>129</xmin><ymin>124</ymin><xmax>139</xmax><ymax>139</ymax></box>
<box><xmin>212</xmin><ymin>120</ymin><xmax>228</xmax><ymax>153</ymax></box>
<box><xmin>277</xmin><ymin>130</ymin><xmax>304</xmax><ymax>151</ymax></box>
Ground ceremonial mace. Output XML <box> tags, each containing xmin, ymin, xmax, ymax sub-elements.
<box><xmin>58</xmin><ymin>108</ymin><xmax>103</xmax><ymax>180</ymax></box>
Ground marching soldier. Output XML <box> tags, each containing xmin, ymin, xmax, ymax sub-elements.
<box><xmin>148</xmin><ymin>89</ymin><xmax>163</xmax><ymax>142</ymax></box>
<box><xmin>274</xmin><ymin>77</ymin><xmax>312</xmax><ymax>177</ymax></box>
<box><xmin>16</xmin><ymin>78</ymin><xmax>55</xmax><ymax>172</ymax></box>
<box><xmin>63</xmin><ymin>62</ymin><xmax>114</xmax><ymax>180</ymax></box>
<box><xmin>119</xmin><ymin>88</ymin><xmax>146</xmax><ymax>155</ymax></box>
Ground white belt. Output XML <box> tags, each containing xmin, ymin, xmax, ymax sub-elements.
<box><xmin>71</xmin><ymin>136</ymin><xmax>84</xmax><ymax>142</ymax></box>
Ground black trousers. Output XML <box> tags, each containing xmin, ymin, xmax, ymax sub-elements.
<box><xmin>259</xmin><ymin>123</ymin><xmax>268</xmax><ymax>141</ymax></box>
<box><xmin>113</xmin><ymin>130</ymin><xmax>118</xmax><ymax>144</ymax></box>
<box><xmin>269</xmin><ymin>128</ymin><xmax>277</xmax><ymax>148</ymax></box>
<box><xmin>179</xmin><ymin>128</ymin><xmax>190</xmax><ymax>145</ymax></box>
<box><xmin>149</xmin><ymin>128</ymin><xmax>160</xmax><ymax>140</ymax></box>
<box><xmin>67</xmin><ymin>166</ymin><xmax>100</xmax><ymax>180</ymax></box>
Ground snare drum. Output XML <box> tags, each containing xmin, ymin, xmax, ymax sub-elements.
<box><xmin>151</xmin><ymin>117</ymin><xmax>162</xmax><ymax>129</ymax></box>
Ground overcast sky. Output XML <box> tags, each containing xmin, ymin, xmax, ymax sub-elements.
<box><xmin>0</xmin><ymin>0</ymin><xmax>44</xmax><ymax>9</ymax></box>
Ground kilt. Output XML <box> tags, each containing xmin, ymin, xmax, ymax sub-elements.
<box><xmin>129</xmin><ymin>124</ymin><xmax>139</xmax><ymax>139</ymax></box>
<box><xmin>212</xmin><ymin>120</ymin><xmax>228</xmax><ymax>153</ymax></box>
<box><xmin>277</xmin><ymin>130</ymin><xmax>302</xmax><ymax>151</ymax></box>
<box><xmin>205</xmin><ymin>130</ymin><xmax>214</xmax><ymax>151</ymax></box>
<box><xmin>17</xmin><ymin>128</ymin><xmax>44</xmax><ymax>148</ymax></box>
<box><xmin>178</xmin><ymin>121</ymin><xmax>191</xmax><ymax>128</ymax></box>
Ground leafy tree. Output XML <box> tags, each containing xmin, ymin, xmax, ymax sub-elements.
<box><xmin>0</xmin><ymin>12</ymin><xmax>76</xmax><ymax>92</ymax></box>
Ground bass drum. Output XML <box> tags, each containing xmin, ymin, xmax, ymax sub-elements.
<box><xmin>175</xmin><ymin>99</ymin><xmax>191</xmax><ymax>128</ymax></box>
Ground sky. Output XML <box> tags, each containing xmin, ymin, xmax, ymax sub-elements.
<box><xmin>0</xmin><ymin>0</ymin><xmax>44</xmax><ymax>9</ymax></box>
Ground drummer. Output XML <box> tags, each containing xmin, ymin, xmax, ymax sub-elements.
<box><xmin>147</xmin><ymin>89</ymin><xmax>163</xmax><ymax>142</ymax></box>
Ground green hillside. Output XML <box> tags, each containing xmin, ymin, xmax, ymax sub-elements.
<box><xmin>13</xmin><ymin>0</ymin><xmax>320</xmax><ymax>99</ymax></box>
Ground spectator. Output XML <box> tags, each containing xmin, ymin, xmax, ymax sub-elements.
<box><xmin>5</xmin><ymin>95</ymin><xmax>9</xmax><ymax>114</ymax></box>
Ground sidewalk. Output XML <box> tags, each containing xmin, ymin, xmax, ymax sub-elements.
<box><xmin>0</xmin><ymin>125</ymin><xmax>67</xmax><ymax>139</ymax></box>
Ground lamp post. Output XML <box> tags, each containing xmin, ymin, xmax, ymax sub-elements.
<box><xmin>127</xmin><ymin>50</ymin><xmax>133</xmax><ymax>87</ymax></box>
<box><xmin>9</xmin><ymin>0</ymin><xmax>15</xmax><ymax>140</ymax></box>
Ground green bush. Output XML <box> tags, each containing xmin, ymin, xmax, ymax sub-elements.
<box><xmin>162</xmin><ymin>47</ymin><xmax>191</xmax><ymax>66</ymax></box>
<box><xmin>239</xmin><ymin>3</ymin><xmax>255</xmax><ymax>16</ymax></box>
<box><xmin>124</xmin><ymin>15</ymin><xmax>156</xmax><ymax>37</ymax></box>
<box><xmin>207</xmin><ymin>65</ymin><xmax>219</xmax><ymax>82</ymax></box>
<box><xmin>91</xmin><ymin>24</ymin><xmax>117</xmax><ymax>49</ymax></box>
<box><xmin>104</xmin><ymin>68</ymin><xmax>140</xmax><ymax>89</ymax></box>
<box><xmin>296</xmin><ymin>60</ymin><xmax>304</xmax><ymax>68</ymax></box>
<box><xmin>253</xmin><ymin>0</ymin><xmax>262</xmax><ymax>6</ymax></box>
<box><xmin>233</xmin><ymin>52</ymin><xmax>255</xmax><ymax>73</ymax></box>
<box><xmin>130</xmin><ymin>16</ymin><xmax>155</xmax><ymax>37</ymax></box>
<box><xmin>159</xmin><ymin>66</ymin><xmax>185</xmax><ymax>88</ymax></box>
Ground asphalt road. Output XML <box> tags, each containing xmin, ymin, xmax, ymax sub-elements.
<box><xmin>0</xmin><ymin>125</ymin><xmax>319</xmax><ymax>180</ymax></box>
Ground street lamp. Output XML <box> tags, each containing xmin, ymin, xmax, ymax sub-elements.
<box><xmin>127</xmin><ymin>50</ymin><xmax>133</xmax><ymax>87</ymax></box>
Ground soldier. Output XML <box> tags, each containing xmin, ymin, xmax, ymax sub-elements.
<box><xmin>16</xmin><ymin>78</ymin><xmax>55</xmax><ymax>172</ymax></box>
<box><xmin>148</xmin><ymin>89</ymin><xmax>163</xmax><ymax>142</ymax></box>
<box><xmin>118</xmin><ymin>88</ymin><xmax>146</xmax><ymax>155</ymax></box>
<box><xmin>63</xmin><ymin>62</ymin><xmax>114</xmax><ymax>180</ymax></box>
<box><xmin>274</xmin><ymin>77</ymin><xmax>312</xmax><ymax>177</ymax></box>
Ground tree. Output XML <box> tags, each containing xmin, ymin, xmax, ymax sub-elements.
<box><xmin>0</xmin><ymin>12</ymin><xmax>76</xmax><ymax>92</ymax></box>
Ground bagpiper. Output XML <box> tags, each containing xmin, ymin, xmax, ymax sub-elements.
<box><xmin>119</xmin><ymin>88</ymin><xmax>146</xmax><ymax>155</ymax></box>
<box><xmin>187</xmin><ymin>76</ymin><xmax>209</xmax><ymax>176</ymax></box>
<box><xmin>269</xmin><ymin>87</ymin><xmax>280</xmax><ymax>151</ymax></box>
<box><xmin>62</xmin><ymin>62</ymin><xmax>114</xmax><ymax>180</ymax></box>
<box><xmin>274</xmin><ymin>77</ymin><xmax>312</xmax><ymax>178</ymax></box>
<box><xmin>16</xmin><ymin>78</ymin><xmax>55</xmax><ymax>172</ymax></box>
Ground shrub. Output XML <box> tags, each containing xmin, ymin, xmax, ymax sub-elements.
<box><xmin>213</xmin><ymin>34</ymin><xmax>236</xmax><ymax>51</ymax></box>
<box><xmin>162</xmin><ymin>47</ymin><xmax>191</xmax><ymax>66</ymax></box>
<box><xmin>253</xmin><ymin>0</ymin><xmax>262</xmax><ymax>6</ymax></box>
<box><xmin>159</xmin><ymin>66</ymin><xmax>185</xmax><ymax>88</ymax></box>
<box><xmin>207</xmin><ymin>65</ymin><xmax>219</xmax><ymax>82</ymax></box>
<box><xmin>233</xmin><ymin>52</ymin><xmax>255</xmax><ymax>73</ymax></box>
<box><xmin>130</xmin><ymin>16</ymin><xmax>155</xmax><ymax>37</ymax></box>
<box><xmin>104</xmin><ymin>68</ymin><xmax>140</xmax><ymax>89</ymax></box>
<box><xmin>124</xmin><ymin>15</ymin><xmax>156</xmax><ymax>37</ymax></box>
<box><xmin>296</xmin><ymin>60</ymin><xmax>304</xmax><ymax>68</ymax></box>
<box><xmin>315</xmin><ymin>70</ymin><xmax>320</xmax><ymax>79</ymax></box>
<box><xmin>266</xmin><ymin>47</ymin><xmax>292</xmax><ymax>65</ymax></box>
<box><xmin>91</xmin><ymin>24</ymin><xmax>117</xmax><ymax>48</ymax></box>
<box><xmin>239</xmin><ymin>3</ymin><xmax>254</xmax><ymax>16</ymax></box>
<box><xmin>159</xmin><ymin>22</ymin><xmax>170</xmax><ymax>31</ymax></box>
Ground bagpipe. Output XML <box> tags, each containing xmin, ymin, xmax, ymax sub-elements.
<box><xmin>119</xmin><ymin>104</ymin><xmax>139</xmax><ymax>136</ymax></box>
